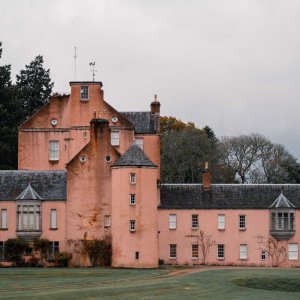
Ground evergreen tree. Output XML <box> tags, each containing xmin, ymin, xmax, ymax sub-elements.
<box><xmin>16</xmin><ymin>55</ymin><xmax>54</xmax><ymax>120</ymax></box>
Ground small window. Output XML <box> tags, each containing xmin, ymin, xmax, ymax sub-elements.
<box><xmin>170</xmin><ymin>244</ymin><xmax>177</xmax><ymax>259</ymax></box>
<box><xmin>80</xmin><ymin>86</ymin><xmax>89</xmax><ymax>100</ymax></box>
<box><xmin>239</xmin><ymin>215</ymin><xmax>246</xmax><ymax>230</ymax></box>
<box><xmin>0</xmin><ymin>242</ymin><xmax>5</xmax><ymax>262</ymax></box>
<box><xmin>169</xmin><ymin>214</ymin><xmax>177</xmax><ymax>229</ymax></box>
<box><xmin>218</xmin><ymin>214</ymin><xmax>225</xmax><ymax>230</ymax></box>
<box><xmin>261</xmin><ymin>250</ymin><xmax>267</xmax><ymax>261</ymax></box>
<box><xmin>83</xmin><ymin>131</ymin><xmax>88</xmax><ymax>139</ymax></box>
<box><xmin>134</xmin><ymin>138</ymin><xmax>144</xmax><ymax>150</ymax></box>
<box><xmin>192</xmin><ymin>215</ymin><xmax>198</xmax><ymax>229</ymax></box>
<box><xmin>129</xmin><ymin>194</ymin><xmax>136</xmax><ymax>205</ymax></box>
<box><xmin>130</xmin><ymin>173</ymin><xmax>136</xmax><ymax>184</ymax></box>
<box><xmin>239</xmin><ymin>244</ymin><xmax>248</xmax><ymax>260</ymax></box>
<box><xmin>50</xmin><ymin>209</ymin><xmax>57</xmax><ymax>229</ymax></box>
<box><xmin>1</xmin><ymin>209</ymin><xmax>7</xmax><ymax>229</ymax></box>
<box><xmin>288</xmin><ymin>243</ymin><xmax>299</xmax><ymax>260</ymax></box>
<box><xmin>49</xmin><ymin>141</ymin><xmax>59</xmax><ymax>161</ymax></box>
<box><xmin>129</xmin><ymin>220</ymin><xmax>136</xmax><ymax>232</ymax></box>
<box><xmin>217</xmin><ymin>244</ymin><xmax>224</xmax><ymax>260</ymax></box>
<box><xmin>135</xmin><ymin>251</ymin><xmax>139</xmax><ymax>260</ymax></box>
<box><xmin>48</xmin><ymin>241</ymin><xmax>59</xmax><ymax>261</ymax></box>
<box><xmin>192</xmin><ymin>244</ymin><xmax>198</xmax><ymax>259</ymax></box>
<box><xmin>104</xmin><ymin>215</ymin><xmax>111</xmax><ymax>228</ymax></box>
<box><xmin>111</xmin><ymin>131</ymin><xmax>120</xmax><ymax>146</ymax></box>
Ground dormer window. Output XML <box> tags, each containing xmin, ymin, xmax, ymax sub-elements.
<box><xmin>80</xmin><ymin>86</ymin><xmax>89</xmax><ymax>101</ymax></box>
<box><xmin>269</xmin><ymin>192</ymin><xmax>295</xmax><ymax>240</ymax></box>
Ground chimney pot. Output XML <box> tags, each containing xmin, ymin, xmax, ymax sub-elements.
<box><xmin>202</xmin><ymin>161</ymin><xmax>211</xmax><ymax>191</ymax></box>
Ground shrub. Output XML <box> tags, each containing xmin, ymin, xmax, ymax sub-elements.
<box><xmin>33</xmin><ymin>238</ymin><xmax>50</xmax><ymax>266</ymax></box>
<box><xmin>54</xmin><ymin>251</ymin><xmax>72</xmax><ymax>267</ymax></box>
<box><xmin>4</xmin><ymin>238</ymin><xmax>28</xmax><ymax>266</ymax></box>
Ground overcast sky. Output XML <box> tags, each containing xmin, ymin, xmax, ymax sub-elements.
<box><xmin>1</xmin><ymin>0</ymin><xmax>300</xmax><ymax>159</ymax></box>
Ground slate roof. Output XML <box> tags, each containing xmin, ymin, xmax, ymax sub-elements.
<box><xmin>120</xmin><ymin>112</ymin><xmax>155</xmax><ymax>134</ymax></box>
<box><xmin>159</xmin><ymin>184</ymin><xmax>300</xmax><ymax>209</ymax></box>
<box><xmin>16</xmin><ymin>183</ymin><xmax>43</xmax><ymax>200</ymax></box>
<box><xmin>0</xmin><ymin>171</ymin><xmax>66</xmax><ymax>201</ymax></box>
<box><xmin>269</xmin><ymin>192</ymin><xmax>295</xmax><ymax>208</ymax></box>
<box><xmin>113</xmin><ymin>143</ymin><xmax>157</xmax><ymax>167</ymax></box>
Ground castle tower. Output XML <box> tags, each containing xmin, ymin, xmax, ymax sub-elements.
<box><xmin>111</xmin><ymin>144</ymin><xmax>159</xmax><ymax>268</ymax></box>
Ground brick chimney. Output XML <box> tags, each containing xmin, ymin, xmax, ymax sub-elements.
<box><xmin>150</xmin><ymin>94</ymin><xmax>161</xmax><ymax>133</ymax></box>
<box><xmin>202</xmin><ymin>161</ymin><xmax>211</xmax><ymax>191</ymax></box>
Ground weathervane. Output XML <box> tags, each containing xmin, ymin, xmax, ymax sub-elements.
<box><xmin>89</xmin><ymin>61</ymin><xmax>97</xmax><ymax>81</ymax></box>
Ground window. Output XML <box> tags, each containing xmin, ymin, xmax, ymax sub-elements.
<box><xmin>218</xmin><ymin>214</ymin><xmax>225</xmax><ymax>230</ymax></box>
<box><xmin>130</xmin><ymin>173</ymin><xmax>136</xmax><ymax>184</ymax></box>
<box><xmin>192</xmin><ymin>244</ymin><xmax>199</xmax><ymax>259</ymax></box>
<box><xmin>50</xmin><ymin>209</ymin><xmax>57</xmax><ymax>229</ymax></box>
<box><xmin>192</xmin><ymin>215</ymin><xmax>198</xmax><ymax>229</ymax></box>
<box><xmin>130</xmin><ymin>194</ymin><xmax>136</xmax><ymax>205</ymax></box>
<box><xmin>80</xmin><ymin>86</ymin><xmax>89</xmax><ymax>100</ymax></box>
<box><xmin>288</xmin><ymin>243</ymin><xmax>299</xmax><ymax>260</ymax></box>
<box><xmin>261</xmin><ymin>250</ymin><xmax>267</xmax><ymax>261</ymax></box>
<box><xmin>1</xmin><ymin>209</ymin><xmax>7</xmax><ymax>229</ymax></box>
<box><xmin>169</xmin><ymin>214</ymin><xmax>177</xmax><ymax>229</ymax></box>
<box><xmin>48</xmin><ymin>241</ymin><xmax>59</xmax><ymax>261</ymax></box>
<box><xmin>104</xmin><ymin>215</ymin><xmax>111</xmax><ymax>227</ymax></box>
<box><xmin>270</xmin><ymin>211</ymin><xmax>295</xmax><ymax>231</ymax></box>
<box><xmin>49</xmin><ymin>141</ymin><xmax>59</xmax><ymax>161</ymax></box>
<box><xmin>111</xmin><ymin>131</ymin><xmax>120</xmax><ymax>146</ymax></box>
<box><xmin>134</xmin><ymin>138</ymin><xmax>144</xmax><ymax>150</ymax></box>
<box><xmin>217</xmin><ymin>244</ymin><xmax>224</xmax><ymax>260</ymax></box>
<box><xmin>239</xmin><ymin>244</ymin><xmax>248</xmax><ymax>260</ymax></box>
<box><xmin>0</xmin><ymin>242</ymin><xmax>5</xmax><ymax>262</ymax></box>
<box><xmin>17</xmin><ymin>205</ymin><xmax>40</xmax><ymax>231</ymax></box>
<box><xmin>239</xmin><ymin>215</ymin><xmax>246</xmax><ymax>230</ymax></box>
<box><xmin>135</xmin><ymin>252</ymin><xmax>139</xmax><ymax>260</ymax></box>
<box><xmin>170</xmin><ymin>244</ymin><xmax>177</xmax><ymax>259</ymax></box>
<box><xmin>129</xmin><ymin>220</ymin><xmax>136</xmax><ymax>232</ymax></box>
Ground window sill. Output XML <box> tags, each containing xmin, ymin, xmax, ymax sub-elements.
<box><xmin>104</xmin><ymin>226</ymin><xmax>111</xmax><ymax>228</ymax></box>
<box><xmin>80</xmin><ymin>99</ymin><xmax>89</xmax><ymax>102</ymax></box>
<box><xmin>169</xmin><ymin>257</ymin><xmax>177</xmax><ymax>260</ymax></box>
<box><xmin>0</xmin><ymin>228</ymin><xmax>8</xmax><ymax>231</ymax></box>
<box><xmin>217</xmin><ymin>258</ymin><xmax>225</xmax><ymax>260</ymax></box>
<box><xmin>191</xmin><ymin>227</ymin><xmax>198</xmax><ymax>230</ymax></box>
<box><xmin>218</xmin><ymin>229</ymin><xmax>225</xmax><ymax>231</ymax></box>
<box><xmin>50</xmin><ymin>228</ymin><xmax>58</xmax><ymax>231</ymax></box>
<box><xmin>169</xmin><ymin>228</ymin><xmax>177</xmax><ymax>230</ymax></box>
<box><xmin>239</xmin><ymin>228</ymin><xmax>246</xmax><ymax>231</ymax></box>
<box><xmin>129</xmin><ymin>230</ymin><xmax>136</xmax><ymax>233</ymax></box>
<box><xmin>192</xmin><ymin>257</ymin><xmax>199</xmax><ymax>260</ymax></box>
<box><xmin>239</xmin><ymin>258</ymin><xmax>248</xmax><ymax>261</ymax></box>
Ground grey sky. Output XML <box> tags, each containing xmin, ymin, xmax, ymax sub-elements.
<box><xmin>1</xmin><ymin>0</ymin><xmax>300</xmax><ymax>159</ymax></box>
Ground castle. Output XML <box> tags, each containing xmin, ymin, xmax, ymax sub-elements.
<box><xmin>0</xmin><ymin>81</ymin><xmax>299</xmax><ymax>267</ymax></box>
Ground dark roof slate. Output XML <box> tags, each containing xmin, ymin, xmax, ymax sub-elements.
<box><xmin>16</xmin><ymin>183</ymin><xmax>43</xmax><ymax>200</ymax></box>
<box><xmin>0</xmin><ymin>171</ymin><xmax>66</xmax><ymax>201</ymax></box>
<box><xmin>159</xmin><ymin>184</ymin><xmax>300</xmax><ymax>209</ymax></box>
<box><xmin>113</xmin><ymin>143</ymin><xmax>157</xmax><ymax>167</ymax></box>
<box><xmin>120</xmin><ymin>111</ymin><xmax>155</xmax><ymax>134</ymax></box>
<box><xmin>269</xmin><ymin>192</ymin><xmax>295</xmax><ymax>208</ymax></box>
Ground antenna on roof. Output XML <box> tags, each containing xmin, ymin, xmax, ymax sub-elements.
<box><xmin>74</xmin><ymin>46</ymin><xmax>77</xmax><ymax>80</ymax></box>
<box><xmin>89</xmin><ymin>61</ymin><xmax>97</xmax><ymax>81</ymax></box>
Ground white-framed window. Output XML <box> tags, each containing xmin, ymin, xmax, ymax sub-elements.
<box><xmin>48</xmin><ymin>241</ymin><xmax>59</xmax><ymax>261</ymax></box>
<box><xmin>169</xmin><ymin>214</ymin><xmax>177</xmax><ymax>229</ymax></box>
<box><xmin>170</xmin><ymin>244</ymin><xmax>177</xmax><ymax>259</ymax></box>
<box><xmin>134</xmin><ymin>138</ymin><xmax>144</xmax><ymax>150</ymax></box>
<box><xmin>49</xmin><ymin>141</ymin><xmax>59</xmax><ymax>161</ymax></box>
<box><xmin>130</xmin><ymin>173</ymin><xmax>136</xmax><ymax>184</ymax></box>
<box><xmin>129</xmin><ymin>220</ymin><xmax>136</xmax><ymax>232</ymax></box>
<box><xmin>0</xmin><ymin>241</ymin><xmax>5</xmax><ymax>262</ymax></box>
<box><xmin>218</xmin><ymin>214</ymin><xmax>225</xmax><ymax>230</ymax></box>
<box><xmin>239</xmin><ymin>215</ymin><xmax>246</xmax><ymax>230</ymax></box>
<box><xmin>1</xmin><ymin>209</ymin><xmax>7</xmax><ymax>229</ymax></box>
<box><xmin>80</xmin><ymin>86</ymin><xmax>89</xmax><ymax>100</ymax></box>
<box><xmin>261</xmin><ymin>250</ymin><xmax>267</xmax><ymax>261</ymax></box>
<box><xmin>217</xmin><ymin>244</ymin><xmax>224</xmax><ymax>260</ymax></box>
<box><xmin>111</xmin><ymin>131</ymin><xmax>120</xmax><ymax>146</ymax></box>
<box><xmin>192</xmin><ymin>244</ymin><xmax>199</xmax><ymax>259</ymax></box>
<box><xmin>288</xmin><ymin>243</ymin><xmax>299</xmax><ymax>260</ymax></box>
<box><xmin>239</xmin><ymin>244</ymin><xmax>248</xmax><ymax>260</ymax></box>
<box><xmin>50</xmin><ymin>209</ymin><xmax>57</xmax><ymax>229</ymax></box>
<box><xmin>129</xmin><ymin>194</ymin><xmax>136</xmax><ymax>205</ymax></box>
<box><xmin>17</xmin><ymin>205</ymin><xmax>41</xmax><ymax>231</ymax></box>
<box><xmin>104</xmin><ymin>215</ymin><xmax>111</xmax><ymax>228</ymax></box>
<box><xmin>192</xmin><ymin>214</ymin><xmax>198</xmax><ymax>229</ymax></box>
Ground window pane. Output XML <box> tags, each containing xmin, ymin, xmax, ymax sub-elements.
<box><xmin>104</xmin><ymin>215</ymin><xmax>111</xmax><ymax>227</ymax></box>
<box><xmin>169</xmin><ymin>214</ymin><xmax>177</xmax><ymax>229</ymax></box>
<box><xmin>49</xmin><ymin>141</ymin><xmax>59</xmax><ymax>160</ymax></box>
<box><xmin>192</xmin><ymin>244</ymin><xmax>198</xmax><ymax>259</ymax></box>
<box><xmin>217</xmin><ymin>244</ymin><xmax>224</xmax><ymax>259</ymax></box>
<box><xmin>288</xmin><ymin>244</ymin><xmax>298</xmax><ymax>260</ymax></box>
<box><xmin>170</xmin><ymin>244</ymin><xmax>177</xmax><ymax>259</ymax></box>
<box><xmin>111</xmin><ymin>131</ymin><xmax>120</xmax><ymax>146</ymax></box>
<box><xmin>239</xmin><ymin>215</ymin><xmax>246</xmax><ymax>229</ymax></box>
<box><xmin>134</xmin><ymin>138</ymin><xmax>144</xmax><ymax>150</ymax></box>
<box><xmin>50</xmin><ymin>209</ymin><xmax>57</xmax><ymax>229</ymax></box>
<box><xmin>240</xmin><ymin>244</ymin><xmax>247</xmax><ymax>259</ymax></box>
<box><xmin>218</xmin><ymin>215</ymin><xmax>225</xmax><ymax>230</ymax></box>
<box><xmin>80</xmin><ymin>86</ymin><xmax>89</xmax><ymax>100</ymax></box>
<box><xmin>192</xmin><ymin>215</ymin><xmax>198</xmax><ymax>229</ymax></box>
<box><xmin>1</xmin><ymin>209</ymin><xmax>7</xmax><ymax>229</ymax></box>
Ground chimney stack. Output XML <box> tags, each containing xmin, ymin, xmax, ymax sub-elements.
<box><xmin>150</xmin><ymin>94</ymin><xmax>161</xmax><ymax>133</ymax></box>
<box><xmin>202</xmin><ymin>161</ymin><xmax>211</xmax><ymax>191</ymax></box>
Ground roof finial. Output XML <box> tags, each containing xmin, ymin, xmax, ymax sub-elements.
<box><xmin>154</xmin><ymin>94</ymin><xmax>158</xmax><ymax>102</ymax></box>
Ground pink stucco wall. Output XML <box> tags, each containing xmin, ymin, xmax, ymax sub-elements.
<box><xmin>158</xmin><ymin>209</ymin><xmax>300</xmax><ymax>267</ymax></box>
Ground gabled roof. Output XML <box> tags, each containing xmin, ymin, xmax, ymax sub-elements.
<box><xmin>0</xmin><ymin>171</ymin><xmax>66</xmax><ymax>201</ymax></box>
<box><xmin>120</xmin><ymin>112</ymin><xmax>155</xmax><ymax>134</ymax></box>
<box><xmin>16</xmin><ymin>183</ymin><xmax>43</xmax><ymax>200</ymax></box>
<box><xmin>269</xmin><ymin>192</ymin><xmax>295</xmax><ymax>208</ymax></box>
<box><xmin>113</xmin><ymin>143</ymin><xmax>157</xmax><ymax>167</ymax></box>
<box><xmin>159</xmin><ymin>184</ymin><xmax>300</xmax><ymax>209</ymax></box>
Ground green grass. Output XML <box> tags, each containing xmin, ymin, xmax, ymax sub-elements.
<box><xmin>0</xmin><ymin>267</ymin><xmax>299</xmax><ymax>299</ymax></box>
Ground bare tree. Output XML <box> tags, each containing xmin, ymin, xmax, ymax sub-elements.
<box><xmin>186</xmin><ymin>230</ymin><xmax>215</xmax><ymax>264</ymax></box>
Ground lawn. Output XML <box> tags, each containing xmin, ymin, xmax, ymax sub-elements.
<box><xmin>0</xmin><ymin>267</ymin><xmax>299</xmax><ymax>299</ymax></box>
